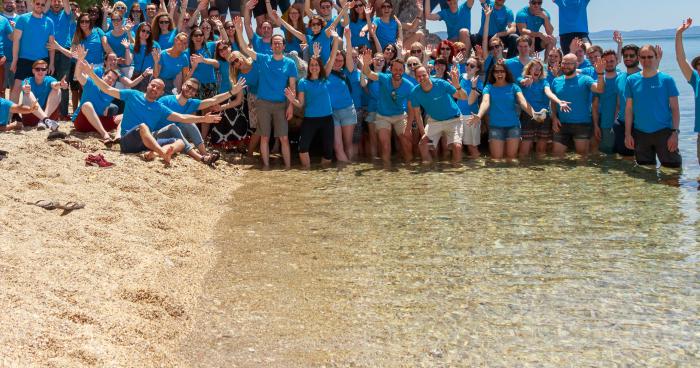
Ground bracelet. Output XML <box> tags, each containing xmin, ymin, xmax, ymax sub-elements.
<box><xmin>229</xmin><ymin>90</ymin><xmax>234</xmax><ymax>97</ymax></box>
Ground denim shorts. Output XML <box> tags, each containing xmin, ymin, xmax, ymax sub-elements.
<box><xmin>489</xmin><ymin>126</ymin><xmax>521</xmax><ymax>141</ymax></box>
<box><xmin>120</xmin><ymin>125</ymin><xmax>177</xmax><ymax>153</ymax></box>
<box><xmin>332</xmin><ymin>105</ymin><xmax>357</xmax><ymax>127</ymax></box>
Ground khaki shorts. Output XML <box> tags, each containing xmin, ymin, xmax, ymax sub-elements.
<box><xmin>247</xmin><ymin>93</ymin><xmax>258</xmax><ymax>129</ymax></box>
<box><xmin>462</xmin><ymin>119</ymin><xmax>481</xmax><ymax>146</ymax></box>
<box><xmin>374</xmin><ymin>113</ymin><xmax>407</xmax><ymax>134</ymax></box>
<box><xmin>256</xmin><ymin>99</ymin><xmax>288</xmax><ymax>138</ymax></box>
<box><xmin>425</xmin><ymin>115</ymin><xmax>463</xmax><ymax>147</ymax></box>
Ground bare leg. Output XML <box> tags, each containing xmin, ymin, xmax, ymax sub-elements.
<box><xmin>367</xmin><ymin>122</ymin><xmax>378</xmax><ymax>158</ymax></box>
<box><xmin>334</xmin><ymin>125</ymin><xmax>349</xmax><ymax>162</ymax></box>
<box><xmin>378</xmin><ymin>128</ymin><xmax>392</xmax><ymax>168</ymax></box>
<box><xmin>137</xmin><ymin>124</ymin><xmax>177</xmax><ymax>165</ymax></box>
<box><xmin>279</xmin><ymin>135</ymin><xmax>291</xmax><ymax>169</ymax></box>
<box><xmin>467</xmin><ymin>145</ymin><xmax>480</xmax><ymax>158</ymax></box>
<box><xmin>573</xmin><ymin>139</ymin><xmax>590</xmax><ymax>157</ymax></box>
<box><xmin>260</xmin><ymin>135</ymin><xmax>270</xmax><ymax>168</ymax></box>
<box><xmin>535</xmin><ymin>139</ymin><xmax>548</xmax><ymax>158</ymax></box>
<box><xmin>10</xmin><ymin>79</ymin><xmax>21</xmax><ymax>103</ymax></box>
<box><xmin>247</xmin><ymin>134</ymin><xmax>261</xmax><ymax>157</ymax></box>
<box><xmin>418</xmin><ymin>137</ymin><xmax>432</xmax><ymax>164</ymax></box>
<box><xmin>519</xmin><ymin>140</ymin><xmax>533</xmax><ymax>158</ymax></box>
<box><xmin>505</xmin><ymin>138</ymin><xmax>520</xmax><ymax>160</ymax></box>
<box><xmin>44</xmin><ymin>88</ymin><xmax>61</xmax><ymax>117</ymax></box>
<box><xmin>451</xmin><ymin>143</ymin><xmax>463</xmax><ymax>165</ymax></box>
<box><xmin>551</xmin><ymin>142</ymin><xmax>567</xmax><ymax>158</ymax></box>
<box><xmin>398</xmin><ymin>131</ymin><xmax>413</xmax><ymax>163</ymax></box>
<box><xmin>341</xmin><ymin>124</ymin><xmax>355</xmax><ymax>161</ymax></box>
<box><xmin>80</xmin><ymin>102</ymin><xmax>110</xmax><ymax>139</ymax></box>
<box><xmin>22</xmin><ymin>91</ymin><xmax>47</xmax><ymax>120</ymax></box>
<box><xmin>200</xmin><ymin>122</ymin><xmax>210</xmax><ymax>142</ymax></box>
<box><xmin>490</xmin><ymin>139</ymin><xmax>505</xmax><ymax>159</ymax></box>
<box><xmin>299</xmin><ymin>152</ymin><xmax>311</xmax><ymax>169</ymax></box>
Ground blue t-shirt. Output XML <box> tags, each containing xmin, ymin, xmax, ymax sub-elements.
<box><xmin>239</xmin><ymin>61</ymin><xmax>260</xmax><ymax>95</ymax></box>
<box><xmin>347</xmin><ymin>70</ymin><xmax>363</xmax><ymax>109</ymax></box>
<box><xmin>376</xmin><ymin>72</ymin><xmax>414</xmax><ymax>116</ymax></box>
<box><xmin>625</xmin><ymin>72</ymin><xmax>680</xmax><ymax>133</ymax></box>
<box><xmin>366</xmin><ymin>80</ymin><xmax>379</xmax><ymax>112</ymax></box>
<box><xmin>0</xmin><ymin>13</ymin><xmax>15</xmax><ymax>61</ymax></box>
<box><xmin>106</xmin><ymin>30</ymin><xmax>129</xmax><ymax>59</ymax></box>
<box><xmin>550</xmin><ymin>74</ymin><xmax>595</xmax><ymax>124</ymax></box>
<box><xmin>690</xmin><ymin>71</ymin><xmax>700</xmax><ymax>133</ymax></box>
<box><xmin>16</xmin><ymin>13</ymin><xmax>55</xmax><ymax>60</ymax></box>
<box><xmin>521</xmin><ymin>78</ymin><xmax>550</xmax><ymax>112</ymax></box>
<box><xmin>327</xmin><ymin>70</ymin><xmax>354</xmax><ymax>110</ymax></box>
<box><xmin>131</xmin><ymin>41</ymin><xmax>161</xmax><ymax>73</ymax></box>
<box><xmin>157</xmin><ymin>29</ymin><xmax>176</xmax><ymax>49</ymax></box>
<box><xmin>553</xmin><ymin>0</ymin><xmax>590</xmax><ymax>34</ymax></box>
<box><xmin>593</xmin><ymin>74</ymin><xmax>618</xmax><ymax>129</ymax></box>
<box><xmin>483</xmin><ymin>83</ymin><xmax>521</xmax><ymax>127</ymax></box>
<box><xmin>478</xmin><ymin>1</ymin><xmax>514</xmax><ymax>37</ymax></box>
<box><xmin>515</xmin><ymin>6</ymin><xmax>551</xmax><ymax>33</ymax></box>
<box><xmin>504</xmin><ymin>57</ymin><xmax>528</xmax><ymax>80</ymax></box>
<box><xmin>284</xmin><ymin>29</ymin><xmax>303</xmax><ymax>54</ymax></box>
<box><xmin>349</xmin><ymin>19</ymin><xmax>369</xmax><ymax>48</ymax></box>
<box><xmin>298</xmin><ymin>78</ymin><xmax>333</xmax><ymax>117</ymax></box>
<box><xmin>119</xmin><ymin>89</ymin><xmax>174</xmax><ymax>134</ymax></box>
<box><xmin>158</xmin><ymin>50</ymin><xmax>189</xmax><ymax>80</ymax></box>
<box><xmin>155</xmin><ymin>94</ymin><xmax>202</xmax><ymax>130</ymax></box>
<box><xmin>218</xmin><ymin>59</ymin><xmax>231</xmax><ymax>94</ymax></box>
<box><xmin>306</xmin><ymin>32</ymin><xmax>332</xmax><ymax>63</ymax></box>
<box><xmin>191</xmin><ymin>41</ymin><xmax>217</xmax><ymax>84</ymax></box>
<box><xmin>24</xmin><ymin>76</ymin><xmax>57</xmax><ymax>107</ymax></box>
<box><xmin>72</xmin><ymin>77</ymin><xmax>114</xmax><ymax>121</ymax></box>
<box><xmin>409</xmin><ymin>78</ymin><xmax>460</xmax><ymax>121</ymax></box>
<box><xmin>457</xmin><ymin>75</ymin><xmax>482</xmax><ymax>115</ymax></box>
<box><xmin>46</xmin><ymin>9</ymin><xmax>71</xmax><ymax>48</ymax></box>
<box><xmin>0</xmin><ymin>97</ymin><xmax>13</xmax><ymax>126</ymax></box>
<box><xmin>252</xmin><ymin>33</ymin><xmax>272</xmax><ymax>55</ymax></box>
<box><xmin>373</xmin><ymin>17</ymin><xmax>398</xmax><ymax>50</ymax></box>
<box><xmin>438</xmin><ymin>2</ymin><xmax>472</xmax><ymax>40</ymax></box>
<box><xmin>0</xmin><ymin>16</ymin><xmax>12</xmax><ymax>57</ymax></box>
<box><xmin>256</xmin><ymin>53</ymin><xmax>298</xmax><ymax>102</ymax></box>
<box><xmin>81</xmin><ymin>28</ymin><xmax>106</xmax><ymax>65</ymax></box>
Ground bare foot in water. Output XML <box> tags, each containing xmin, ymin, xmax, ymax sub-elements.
<box><xmin>161</xmin><ymin>146</ymin><xmax>175</xmax><ymax>166</ymax></box>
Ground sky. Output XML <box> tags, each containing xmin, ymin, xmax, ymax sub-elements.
<box><xmin>424</xmin><ymin>0</ymin><xmax>696</xmax><ymax>35</ymax></box>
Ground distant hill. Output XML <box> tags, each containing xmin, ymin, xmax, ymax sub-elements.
<box><xmin>590</xmin><ymin>26</ymin><xmax>700</xmax><ymax>40</ymax></box>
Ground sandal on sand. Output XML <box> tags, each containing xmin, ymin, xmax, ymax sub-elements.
<box><xmin>202</xmin><ymin>152</ymin><xmax>220</xmax><ymax>167</ymax></box>
<box><xmin>29</xmin><ymin>200</ymin><xmax>58</xmax><ymax>210</ymax></box>
<box><xmin>56</xmin><ymin>201</ymin><xmax>85</xmax><ymax>211</ymax></box>
<box><xmin>85</xmin><ymin>154</ymin><xmax>114</xmax><ymax>168</ymax></box>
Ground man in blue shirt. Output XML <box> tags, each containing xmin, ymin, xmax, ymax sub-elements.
<box><xmin>613</xmin><ymin>44</ymin><xmax>640</xmax><ymax>156</ymax></box>
<box><xmin>410</xmin><ymin>66</ymin><xmax>468</xmax><ymax>165</ymax></box>
<box><xmin>592</xmin><ymin>50</ymin><xmax>619</xmax><ymax>154</ymax></box>
<box><xmin>0</xmin><ymin>0</ymin><xmax>18</xmax><ymax>97</ymax></box>
<box><xmin>515</xmin><ymin>0</ymin><xmax>554</xmax><ymax>54</ymax></box>
<box><xmin>553</xmin><ymin>0</ymin><xmax>591</xmax><ymax>54</ymax></box>
<box><xmin>473</xmin><ymin>0</ymin><xmax>518</xmax><ymax>58</ymax></box>
<box><xmin>675</xmin><ymin>17</ymin><xmax>700</xmax><ymax>163</ymax></box>
<box><xmin>624</xmin><ymin>45</ymin><xmax>681</xmax><ymax>168</ymax></box>
<box><xmin>46</xmin><ymin>0</ymin><xmax>71</xmax><ymax>120</ymax></box>
<box><xmin>237</xmin><ymin>15</ymin><xmax>297</xmax><ymax>169</ymax></box>
<box><xmin>550</xmin><ymin>53</ymin><xmax>605</xmax><ymax>157</ymax></box>
<box><xmin>361</xmin><ymin>50</ymin><xmax>415</xmax><ymax>168</ymax></box>
<box><xmin>423</xmin><ymin>0</ymin><xmax>474</xmax><ymax>52</ymax></box>
<box><xmin>10</xmin><ymin>0</ymin><xmax>55</xmax><ymax>104</ymax></box>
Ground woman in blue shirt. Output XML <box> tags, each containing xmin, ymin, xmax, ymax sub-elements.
<box><xmin>152</xmin><ymin>13</ymin><xmax>176</xmax><ymax>49</ymax></box>
<box><xmin>285</xmin><ymin>56</ymin><xmax>334</xmax><ymax>168</ymax></box>
<box><xmin>461</xmin><ymin>57</ymin><xmax>484</xmax><ymax>158</ymax></box>
<box><xmin>518</xmin><ymin>59</ymin><xmax>571</xmax><ymax>158</ymax></box>
<box><xmin>188</xmin><ymin>26</ymin><xmax>219</xmax><ymax>100</ymax></box>
<box><xmin>104</xmin><ymin>11</ymin><xmax>132</xmax><ymax>76</ymax></box>
<box><xmin>326</xmin><ymin>29</ymin><xmax>357</xmax><ymax>162</ymax></box>
<box><xmin>154</xmin><ymin>32</ymin><xmax>190</xmax><ymax>95</ymax></box>
<box><xmin>131</xmin><ymin>22</ymin><xmax>160</xmax><ymax>92</ymax></box>
<box><xmin>467</xmin><ymin>61</ymin><xmax>537</xmax><ymax>160</ymax></box>
<box><xmin>231</xmin><ymin>50</ymin><xmax>261</xmax><ymax>157</ymax></box>
<box><xmin>348</xmin><ymin>1</ymin><xmax>369</xmax><ymax>49</ymax></box>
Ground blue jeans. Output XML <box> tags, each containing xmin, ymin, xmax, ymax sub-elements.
<box><xmin>332</xmin><ymin>105</ymin><xmax>357</xmax><ymax>127</ymax></box>
<box><xmin>155</xmin><ymin>124</ymin><xmax>194</xmax><ymax>153</ymax></box>
<box><xmin>120</xmin><ymin>125</ymin><xmax>178</xmax><ymax>153</ymax></box>
<box><xmin>176</xmin><ymin>122</ymin><xmax>204</xmax><ymax>147</ymax></box>
<box><xmin>489</xmin><ymin>126</ymin><xmax>521</xmax><ymax>141</ymax></box>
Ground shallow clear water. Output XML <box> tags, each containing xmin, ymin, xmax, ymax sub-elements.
<box><xmin>183</xmin><ymin>157</ymin><xmax>699</xmax><ymax>367</ymax></box>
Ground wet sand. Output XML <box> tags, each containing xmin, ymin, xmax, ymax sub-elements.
<box><xmin>0</xmin><ymin>125</ymin><xmax>247</xmax><ymax>367</ymax></box>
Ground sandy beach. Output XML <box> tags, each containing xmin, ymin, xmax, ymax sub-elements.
<box><xmin>0</xmin><ymin>124</ymin><xmax>246</xmax><ymax>367</ymax></box>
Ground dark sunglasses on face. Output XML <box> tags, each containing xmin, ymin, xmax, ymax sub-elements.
<box><xmin>440</xmin><ymin>47</ymin><xmax>451</xmax><ymax>51</ymax></box>
<box><xmin>34</xmin><ymin>67</ymin><xmax>47</xmax><ymax>71</ymax></box>
<box><xmin>623</xmin><ymin>54</ymin><xmax>637</xmax><ymax>59</ymax></box>
<box><xmin>159</xmin><ymin>20</ymin><xmax>170</xmax><ymax>24</ymax></box>
<box><xmin>225</xmin><ymin>25</ymin><xmax>234</xmax><ymax>29</ymax></box>
<box><xmin>141</xmin><ymin>29</ymin><xmax>151</xmax><ymax>34</ymax></box>
<box><xmin>79</xmin><ymin>20</ymin><xmax>90</xmax><ymax>24</ymax></box>
<box><xmin>639</xmin><ymin>55</ymin><xmax>654</xmax><ymax>60</ymax></box>
<box><xmin>407</xmin><ymin>62</ymin><xmax>419</xmax><ymax>68</ymax></box>
<box><xmin>530</xmin><ymin>1</ymin><xmax>542</xmax><ymax>4</ymax></box>
<box><xmin>193</xmin><ymin>33</ymin><xmax>204</xmax><ymax>37</ymax></box>
<box><xmin>410</xmin><ymin>49</ymin><xmax>422</xmax><ymax>54</ymax></box>
<box><xmin>467</xmin><ymin>63</ymin><xmax>477</xmax><ymax>68</ymax></box>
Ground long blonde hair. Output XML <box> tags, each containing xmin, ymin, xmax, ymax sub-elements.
<box><xmin>523</xmin><ymin>59</ymin><xmax>548</xmax><ymax>81</ymax></box>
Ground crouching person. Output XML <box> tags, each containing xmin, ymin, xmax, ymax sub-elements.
<box><xmin>77</xmin><ymin>58</ymin><xmax>221</xmax><ymax>165</ymax></box>
<box><xmin>20</xmin><ymin>60</ymin><xmax>63</xmax><ymax>130</ymax></box>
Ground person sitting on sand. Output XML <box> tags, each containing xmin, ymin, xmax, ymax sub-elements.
<box><xmin>155</xmin><ymin>77</ymin><xmax>247</xmax><ymax>165</ymax></box>
<box><xmin>0</xmin><ymin>96</ymin><xmax>39</xmax><ymax>131</ymax></box>
<box><xmin>77</xmin><ymin>58</ymin><xmax>222</xmax><ymax>165</ymax></box>
<box><xmin>20</xmin><ymin>60</ymin><xmax>64</xmax><ymax>131</ymax></box>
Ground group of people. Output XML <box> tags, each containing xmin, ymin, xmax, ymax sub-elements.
<box><xmin>0</xmin><ymin>0</ymin><xmax>697</xmax><ymax>170</ymax></box>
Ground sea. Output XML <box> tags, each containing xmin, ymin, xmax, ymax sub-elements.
<box><xmin>178</xmin><ymin>36</ymin><xmax>700</xmax><ymax>366</ymax></box>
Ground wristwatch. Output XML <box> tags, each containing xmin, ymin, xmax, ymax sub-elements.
<box><xmin>671</xmin><ymin>128</ymin><xmax>679</xmax><ymax>133</ymax></box>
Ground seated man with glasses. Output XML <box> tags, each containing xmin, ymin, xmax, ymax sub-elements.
<box><xmin>19</xmin><ymin>60</ymin><xmax>63</xmax><ymax>130</ymax></box>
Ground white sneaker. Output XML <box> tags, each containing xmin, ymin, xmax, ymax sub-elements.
<box><xmin>45</xmin><ymin>119</ymin><xmax>59</xmax><ymax>131</ymax></box>
<box><xmin>36</xmin><ymin>120</ymin><xmax>48</xmax><ymax>130</ymax></box>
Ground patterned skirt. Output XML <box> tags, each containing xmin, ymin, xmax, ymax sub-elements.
<box><xmin>210</xmin><ymin>95</ymin><xmax>252</xmax><ymax>149</ymax></box>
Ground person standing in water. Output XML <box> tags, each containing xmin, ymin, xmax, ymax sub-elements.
<box><xmin>676</xmin><ymin>18</ymin><xmax>700</xmax><ymax>163</ymax></box>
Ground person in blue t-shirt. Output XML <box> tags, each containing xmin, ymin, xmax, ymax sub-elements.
<box><xmin>515</xmin><ymin>0</ymin><xmax>554</xmax><ymax>54</ymax></box>
<box><xmin>423</xmin><ymin>0</ymin><xmax>474</xmax><ymax>51</ymax></box>
<box><xmin>235</xmin><ymin>16</ymin><xmax>297</xmax><ymax>169</ymax></box>
<box><xmin>410</xmin><ymin>67</ymin><xmax>468</xmax><ymax>165</ymax></box>
<box><xmin>153</xmin><ymin>32</ymin><xmax>189</xmax><ymax>96</ymax></box>
<box><xmin>624</xmin><ymin>45</ymin><xmax>681</xmax><ymax>168</ymax></box>
<box><xmin>47</xmin><ymin>0</ymin><xmax>72</xmax><ymax>119</ymax></box>
<box><xmin>71</xmin><ymin>58</ymin><xmax>119</xmax><ymax>142</ymax></box>
<box><xmin>285</xmin><ymin>56</ymin><xmax>334</xmax><ymax>168</ymax></box>
<box><xmin>348</xmin><ymin>1</ymin><xmax>369</xmax><ymax>49</ymax></box>
<box><xmin>467</xmin><ymin>61</ymin><xmax>537</xmax><ymax>160</ymax></box>
<box><xmin>0</xmin><ymin>95</ymin><xmax>37</xmax><ymax>131</ymax></box>
<box><xmin>550</xmin><ymin>53</ymin><xmax>605</xmax><ymax>158</ymax></box>
<box><xmin>676</xmin><ymin>18</ymin><xmax>700</xmax><ymax>164</ymax></box>
<box><xmin>243</xmin><ymin>1</ymin><xmax>273</xmax><ymax>55</ymax></box>
<box><xmin>553</xmin><ymin>0</ymin><xmax>591</xmax><ymax>54</ymax></box>
<box><xmin>152</xmin><ymin>12</ymin><xmax>176</xmax><ymax>49</ymax></box>
<box><xmin>518</xmin><ymin>58</ymin><xmax>570</xmax><ymax>157</ymax></box>
<box><xmin>372</xmin><ymin>1</ymin><xmax>403</xmax><ymax>50</ymax></box>
<box><xmin>460</xmin><ymin>57</ymin><xmax>483</xmax><ymax>158</ymax></box>
<box><xmin>10</xmin><ymin>0</ymin><xmax>56</xmax><ymax>104</ymax></box>
<box><xmin>20</xmin><ymin>59</ymin><xmax>64</xmax><ymax>129</ymax></box>
<box><xmin>78</xmin><ymin>58</ymin><xmax>221</xmax><ymax>166</ymax></box>
<box><xmin>473</xmin><ymin>0</ymin><xmax>518</xmax><ymax>58</ymax></box>
<box><xmin>591</xmin><ymin>50</ymin><xmax>619</xmax><ymax>155</ymax></box>
<box><xmin>326</xmin><ymin>28</ymin><xmax>358</xmax><ymax>162</ymax></box>
<box><xmin>504</xmin><ymin>35</ymin><xmax>532</xmax><ymax>80</ymax></box>
<box><xmin>613</xmin><ymin>44</ymin><xmax>640</xmax><ymax>157</ymax></box>
<box><xmin>303</xmin><ymin>0</ymin><xmax>348</xmax><ymax>37</ymax></box>
<box><xmin>360</xmin><ymin>50</ymin><xmax>415</xmax><ymax>168</ymax></box>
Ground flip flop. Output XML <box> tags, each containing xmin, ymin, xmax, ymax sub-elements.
<box><xmin>29</xmin><ymin>200</ymin><xmax>57</xmax><ymax>210</ymax></box>
<box><xmin>56</xmin><ymin>201</ymin><xmax>85</xmax><ymax>211</ymax></box>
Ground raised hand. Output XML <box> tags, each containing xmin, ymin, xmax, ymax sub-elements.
<box><xmin>245</xmin><ymin>0</ymin><xmax>258</xmax><ymax>11</ymax></box>
<box><xmin>594</xmin><ymin>58</ymin><xmax>605</xmax><ymax>74</ymax></box>
<box><xmin>101</xmin><ymin>0</ymin><xmax>109</xmax><ymax>13</ymax></box>
<box><xmin>202</xmin><ymin>112</ymin><xmax>223</xmax><ymax>124</ymax></box>
<box><xmin>190</xmin><ymin>54</ymin><xmax>203</xmax><ymax>67</ymax></box>
<box><xmin>152</xmin><ymin>49</ymin><xmax>161</xmax><ymax>64</ymax></box>
<box><xmin>364</xmin><ymin>4</ymin><xmax>373</xmax><ymax>16</ymax></box>
<box><xmin>613</xmin><ymin>30</ymin><xmax>623</xmax><ymax>46</ymax></box>
<box><xmin>313</xmin><ymin>42</ymin><xmax>321</xmax><ymax>58</ymax></box>
<box><xmin>470</xmin><ymin>75</ymin><xmax>479</xmax><ymax>87</ymax></box>
<box><xmin>231</xmin><ymin>77</ymin><xmax>247</xmax><ymax>94</ymax></box>
<box><xmin>520</xmin><ymin>77</ymin><xmax>533</xmax><ymax>87</ymax></box>
<box><xmin>449</xmin><ymin>67</ymin><xmax>460</xmax><ymax>88</ymax></box>
<box><xmin>678</xmin><ymin>18</ymin><xmax>693</xmax><ymax>33</ymax></box>
<box><xmin>284</xmin><ymin>87</ymin><xmax>296</xmax><ymax>102</ymax></box>
<box><xmin>124</xmin><ymin>19</ymin><xmax>134</xmax><ymax>32</ymax></box>
<box><xmin>569</xmin><ymin>37</ymin><xmax>582</xmax><ymax>53</ymax></box>
<box><xmin>142</xmin><ymin>67</ymin><xmax>153</xmax><ymax>77</ymax></box>
<box><xmin>233</xmin><ymin>16</ymin><xmax>243</xmax><ymax>29</ymax></box>
<box><xmin>474</xmin><ymin>44</ymin><xmax>483</xmax><ymax>60</ymax></box>
<box><xmin>558</xmin><ymin>100</ymin><xmax>572</xmax><ymax>113</ymax></box>
<box><xmin>483</xmin><ymin>4</ymin><xmax>492</xmax><ymax>17</ymax></box>
<box><xmin>415</xmin><ymin>0</ymin><xmax>423</xmax><ymax>12</ymax></box>
<box><xmin>73</xmin><ymin>44</ymin><xmax>87</xmax><ymax>61</ymax></box>
<box><xmin>361</xmin><ymin>48</ymin><xmax>372</xmax><ymax>66</ymax></box>
<box><xmin>453</xmin><ymin>52</ymin><xmax>465</xmax><ymax>65</ymax></box>
<box><xmin>120</xmin><ymin>38</ymin><xmax>130</xmax><ymax>49</ymax></box>
<box><xmin>344</xmin><ymin>26</ymin><xmax>352</xmax><ymax>40</ymax></box>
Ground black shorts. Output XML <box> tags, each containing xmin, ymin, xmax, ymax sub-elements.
<box><xmin>632</xmin><ymin>128</ymin><xmax>682</xmax><ymax>168</ymax></box>
<box><xmin>533</xmin><ymin>37</ymin><xmax>545</xmax><ymax>52</ymax></box>
<box><xmin>215</xmin><ymin>0</ymin><xmax>241</xmax><ymax>14</ymax></box>
<box><xmin>15</xmin><ymin>58</ymin><xmax>45</xmax><ymax>81</ymax></box>
<box><xmin>552</xmin><ymin>122</ymin><xmax>592</xmax><ymax>146</ymax></box>
<box><xmin>560</xmin><ymin>32</ymin><xmax>591</xmax><ymax>55</ymax></box>
<box><xmin>520</xmin><ymin>112</ymin><xmax>552</xmax><ymax>141</ymax></box>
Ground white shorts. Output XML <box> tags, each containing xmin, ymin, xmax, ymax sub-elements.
<box><xmin>424</xmin><ymin>115</ymin><xmax>463</xmax><ymax>147</ymax></box>
<box><xmin>462</xmin><ymin>119</ymin><xmax>481</xmax><ymax>146</ymax></box>
<box><xmin>374</xmin><ymin>113</ymin><xmax>407</xmax><ymax>134</ymax></box>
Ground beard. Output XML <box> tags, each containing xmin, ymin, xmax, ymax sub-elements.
<box><xmin>563</xmin><ymin>68</ymin><xmax>576</xmax><ymax>76</ymax></box>
<box><xmin>625</xmin><ymin>60</ymin><xmax>639</xmax><ymax>69</ymax></box>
